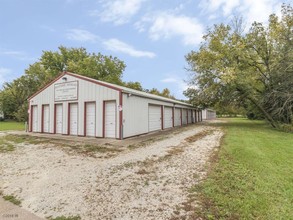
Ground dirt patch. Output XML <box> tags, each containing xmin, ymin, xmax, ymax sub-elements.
<box><xmin>1</xmin><ymin>134</ymin><xmax>123</xmax><ymax>158</ymax></box>
<box><xmin>0</xmin><ymin>123</ymin><xmax>223</xmax><ymax>219</ymax></box>
<box><xmin>185</xmin><ymin>130</ymin><xmax>214</xmax><ymax>143</ymax></box>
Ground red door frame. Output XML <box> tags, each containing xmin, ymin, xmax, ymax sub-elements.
<box><xmin>68</xmin><ymin>102</ymin><xmax>78</xmax><ymax>135</ymax></box>
<box><xmin>161</xmin><ymin>106</ymin><xmax>164</xmax><ymax>130</ymax></box>
<box><xmin>54</xmin><ymin>103</ymin><xmax>63</xmax><ymax>134</ymax></box>
<box><xmin>103</xmin><ymin>100</ymin><xmax>117</xmax><ymax>138</ymax></box>
<box><xmin>172</xmin><ymin>107</ymin><xmax>174</xmax><ymax>127</ymax></box>
<box><xmin>84</xmin><ymin>101</ymin><xmax>96</xmax><ymax>137</ymax></box>
<box><xmin>42</xmin><ymin>104</ymin><xmax>50</xmax><ymax>133</ymax></box>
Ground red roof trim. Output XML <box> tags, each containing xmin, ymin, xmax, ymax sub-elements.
<box><xmin>28</xmin><ymin>71</ymin><xmax>122</xmax><ymax>101</ymax></box>
<box><xmin>65</xmin><ymin>72</ymin><xmax>122</xmax><ymax>92</ymax></box>
<box><xmin>28</xmin><ymin>72</ymin><xmax>66</xmax><ymax>100</ymax></box>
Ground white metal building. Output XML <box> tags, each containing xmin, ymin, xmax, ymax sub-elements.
<box><xmin>28</xmin><ymin>72</ymin><xmax>202</xmax><ymax>139</ymax></box>
<box><xmin>202</xmin><ymin>109</ymin><xmax>217</xmax><ymax>120</ymax></box>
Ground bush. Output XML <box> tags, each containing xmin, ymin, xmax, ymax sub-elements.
<box><xmin>280</xmin><ymin>124</ymin><xmax>293</xmax><ymax>133</ymax></box>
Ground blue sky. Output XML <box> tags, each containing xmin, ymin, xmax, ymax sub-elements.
<box><xmin>0</xmin><ymin>0</ymin><xmax>287</xmax><ymax>99</ymax></box>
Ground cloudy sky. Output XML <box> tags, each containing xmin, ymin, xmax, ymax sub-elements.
<box><xmin>0</xmin><ymin>0</ymin><xmax>287</xmax><ymax>99</ymax></box>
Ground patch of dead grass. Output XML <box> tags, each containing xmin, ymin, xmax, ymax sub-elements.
<box><xmin>136</xmin><ymin>169</ymin><xmax>149</xmax><ymax>175</ymax></box>
<box><xmin>2</xmin><ymin>134</ymin><xmax>123</xmax><ymax>157</ymax></box>
<box><xmin>167</xmin><ymin>147</ymin><xmax>184</xmax><ymax>155</ymax></box>
<box><xmin>185</xmin><ymin>130</ymin><xmax>214</xmax><ymax>143</ymax></box>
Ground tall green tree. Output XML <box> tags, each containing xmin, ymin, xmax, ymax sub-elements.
<box><xmin>0</xmin><ymin>46</ymin><xmax>126</xmax><ymax>121</ymax></box>
<box><xmin>185</xmin><ymin>4</ymin><xmax>292</xmax><ymax>127</ymax></box>
<box><xmin>148</xmin><ymin>88</ymin><xmax>175</xmax><ymax>99</ymax></box>
<box><xmin>123</xmin><ymin>81</ymin><xmax>143</xmax><ymax>91</ymax></box>
<box><xmin>26</xmin><ymin>46</ymin><xmax>126</xmax><ymax>87</ymax></box>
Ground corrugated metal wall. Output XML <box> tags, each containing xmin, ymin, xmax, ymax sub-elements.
<box><xmin>182</xmin><ymin>109</ymin><xmax>187</xmax><ymax>125</ymax></box>
<box><xmin>122</xmin><ymin>94</ymin><xmax>194</xmax><ymax>138</ymax></box>
<box><xmin>29</xmin><ymin>74</ymin><xmax>120</xmax><ymax>138</ymax></box>
<box><xmin>202</xmin><ymin>109</ymin><xmax>216</xmax><ymax>120</ymax></box>
<box><xmin>29</xmin><ymin>73</ymin><xmax>198</xmax><ymax>139</ymax></box>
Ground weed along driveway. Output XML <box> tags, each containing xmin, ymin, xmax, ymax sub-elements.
<box><xmin>0</xmin><ymin>122</ymin><xmax>223</xmax><ymax>220</ymax></box>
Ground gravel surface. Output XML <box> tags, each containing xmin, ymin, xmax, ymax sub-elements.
<box><xmin>0</xmin><ymin>123</ymin><xmax>223</xmax><ymax>220</ymax></box>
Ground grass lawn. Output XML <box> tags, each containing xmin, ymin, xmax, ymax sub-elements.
<box><xmin>0</xmin><ymin>121</ymin><xmax>25</xmax><ymax>131</ymax></box>
<box><xmin>193</xmin><ymin>118</ymin><xmax>293</xmax><ymax>219</ymax></box>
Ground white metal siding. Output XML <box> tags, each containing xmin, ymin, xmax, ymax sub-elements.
<box><xmin>105</xmin><ymin>101</ymin><xmax>116</xmax><ymax>138</ymax></box>
<box><xmin>202</xmin><ymin>109</ymin><xmax>216</xmax><ymax>120</ymax></box>
<box><xmin>56</xmin><ymin>104</ymin><xmax>63</xmax><ymax>134</ymax></box>
<box><xmin>29</xmin><ymin>73</ymin><xmax>196</xmax><ymax>138</ymax></box>
<box><xmin>86</xmin><ymin>102</ymin><xmax>95</xmax><ymax>137</ymax></box>
<box><xmin>70</xmin><ymin>103</ymin><xmax>78</xmax><ymax>135</ymax></box>
<box><xmin>182</xmin><ymin>109</ymin><xmax>187</xmax><ymax>125</ymax></box>
<box><xmin>164</xmin><ymin>107</ymin><xmax>173</xmax><ymax>129</ymax></box>
<box><xmin>197</xmin><ymin>111</ymin><xmax>202</xmax><ymax>122</ymax></box>
<box><xmin>122</xmin><ymin>94</ymin><xmax>149</xmax><ymax>138</ymax></box>
<box><xmin>32</xmin><ymin>105</ymin><xmax>38</xmax><ymax>132</ymax></box>
<box><xmin>122</xmin><ymin>95</ymin><xmax>191</xmax><ymax>138</ymax></box>
<box><xmin>188</xmin><ymin>109</ymin><xmax>192</xmax><ymax>124</ymax></box>
<box><xmin>192</xmin><ymin>110</ymin><xmax>196</xmax><ymax>123</ymax></box>
<box><xmin>148</xmin><ymin>105</ymin><xmax>161</xmax><ymax>132</ymax></box>
<box><xmin>43</xmin><ymin>105</ymin><xmax>50</xmax><ymax>133</ymax></box>
<box><xmin>174</xmin><ymin>108</ymin><xmax>181</xmax><ymax>126</ymax></box>
<box><xmin>30</xmin><ymin>74</ymin><xmax>120</xmax><ymax>138</ymax></box>
<box><xmin>202</xmin><ymin>110</ymin><xmax>207</xmax><ymax>120</ymax></box>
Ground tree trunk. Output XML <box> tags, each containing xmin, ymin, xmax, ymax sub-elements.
<box><xmin>236</xmin><ymin>86</ymin><xmax>279</xmax><ymax>128</ymax></box>
<box><xmin>247</xmin><ymin>96</ymin><xmax>279</xmax><ymax>128</ymax></box>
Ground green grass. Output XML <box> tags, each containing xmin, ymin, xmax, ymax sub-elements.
<box><xmin>0</xmin><ymin>141</ymin><xmax>14</xmax><ymax>152</ymax></box>
<box><xmin>0</xmin><ymin>135</ymin><xmax>17</xmax><ymax>152</ymax></box>
<box><xmin>0</xmin><ymin>135</ymin><xmax>49</xmax><ymax>152</ymax></box>
<box><xmin>0</xmin><ymin>121</ymin><xmax>25</xmax><ymax>131</ymax></box>
<box><xmin>0</xmin><ymin>134</ymin><xmax>122</xmax><ymax>157</ymax></box>
<box><xmin>3</xmin><ymin>195</ymin><xmax>21</xmax><ymax>206</ymax></box>
<box><xmin>193</xmin><ymin>118</ymin><xmax>293</xmax><ymax>219</ymax></box>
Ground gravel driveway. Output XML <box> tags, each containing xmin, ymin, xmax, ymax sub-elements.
<box><xmin>0</xmin><ymin>123</ymin><xmax>223</xmax><ymax>220</ymax></box>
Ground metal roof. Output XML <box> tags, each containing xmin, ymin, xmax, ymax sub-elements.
<box><xmin>66</xmin><ymin>72</ymin><xmax>193</xmax><ymax>107</ymax></box>
<box><xmin>29</xmin><ymin>71</ymin><xmax>195</xmax><ymax>108</ymax></box>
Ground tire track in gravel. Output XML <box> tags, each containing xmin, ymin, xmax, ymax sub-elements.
<box><xmin>0</xmin><ymin>124</ymin><xmax>223</xmax><ymax>220</ymax></box>
<box><xmin>84</xmin><ymin>126</ymin><xmax>223</xmax><ymax>220</ymax></box>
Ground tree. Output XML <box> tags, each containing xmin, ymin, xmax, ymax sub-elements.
<box><xmin>161</xmin><ymin>88</ymin><xmax>175</xmax><ymax>99</ymax></box>
<box><xmin>148</xmin><ymin>88</ymin><xmax>175</xmax><ymax>99</ymax></box>
<box><xmin>123</xmin><ymin>81</ymin><xmax>143</xmax><ymax>91</ymax></box>
<box><xmin>0</xmin><ymin>46</ymin><xmax>126</xmax><ymax>121</ymax></box>
<box><xmin>26</xmin><ymin>46</ymin><xmax>126</xmax><ymax>86</ymax></box>
<box><xmin>149</xmin><ymin>88</ymin><xmax>161</xmax><ymax>96</ymax></box>
<box><xmin>185</xmin><ymin>4</ymin><xmax>292</xmax><ymax>127</ymax></box>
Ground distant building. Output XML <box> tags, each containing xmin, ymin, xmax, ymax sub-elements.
<box><xmin>202</xmin><ymin>109</ymin><xmax>216</xmax><ymax>120</ymax></box>
<box><xmin>0</xmin><ymin>105</ymin><xmax>4</xmax><ymax>120</ymax></box>
<box><xmin>28</xmin><ymin>72</ymin><xmax>203</xmax><ymax>139</ymax></box>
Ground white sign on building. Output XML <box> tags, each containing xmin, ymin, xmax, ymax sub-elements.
<box><xmin>54</xmin><ymin>81</ymin><xmax>78</xmax><ymax>101</ymax></box>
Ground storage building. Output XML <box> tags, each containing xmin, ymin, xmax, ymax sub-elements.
<box><xmin>202</xmin><ymin>109</ymin><xmax>216</xmax><ymax>120</ymax></box>
<box><xmin>28</xmin><ymin>72</ymin><xmax>202</xmax><ymax>139</ymax></box>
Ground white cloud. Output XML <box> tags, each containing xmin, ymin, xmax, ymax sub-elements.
<box><xmin>91</xmin><ymin>0</ymin><xmax>145</xmax><ymax>25</ymax></box>
<box><xmin>0</xmin><ymin>68</ymin><xmax>12</xmax><ymax>87</ymax></box>
<box><xmin>66</xmin><ymin>29</ymin><xmax>98</xmax><ymax>42</ymax></box>
<box><xmin>0</xmin><ymin>50</ymin><xmax>35</xmax><ymax>61</ymax></box>
<box><xmin>161</xmin><ymin>76</ymin><xmax>190</xmax><ymax>97</ymax></box>
<box><xmin>200</xmin><ymin>0</ymin><xmax>240</xmax><ymax>16</ymax></box>
<box><xmin>103</xmin><ymin>38</ymin><xmax>156</xmax><ymax>58</ymax></box>
<box><xmin>161</xmin><ymin>77</ymin><xmax>177</xmax><ymax>83</ymax></box>
<box><xmin>1</xmin><ymin>51</ymin><xmax>23</xmax><ymax>56</ymax></box>
<box><xmin>241</xmin><ymin>0</ymin><xmax>282</xmax><ymax>26</ymax></box>
<box><xmin>200</xmin><ymin>0</ymin><xmax>282</xmax><ymax>25</ymax></box>
<box><xmin>137</xmin><ymin>12</ymin><xmax>204</xmax><ymax>46</ymax></box>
